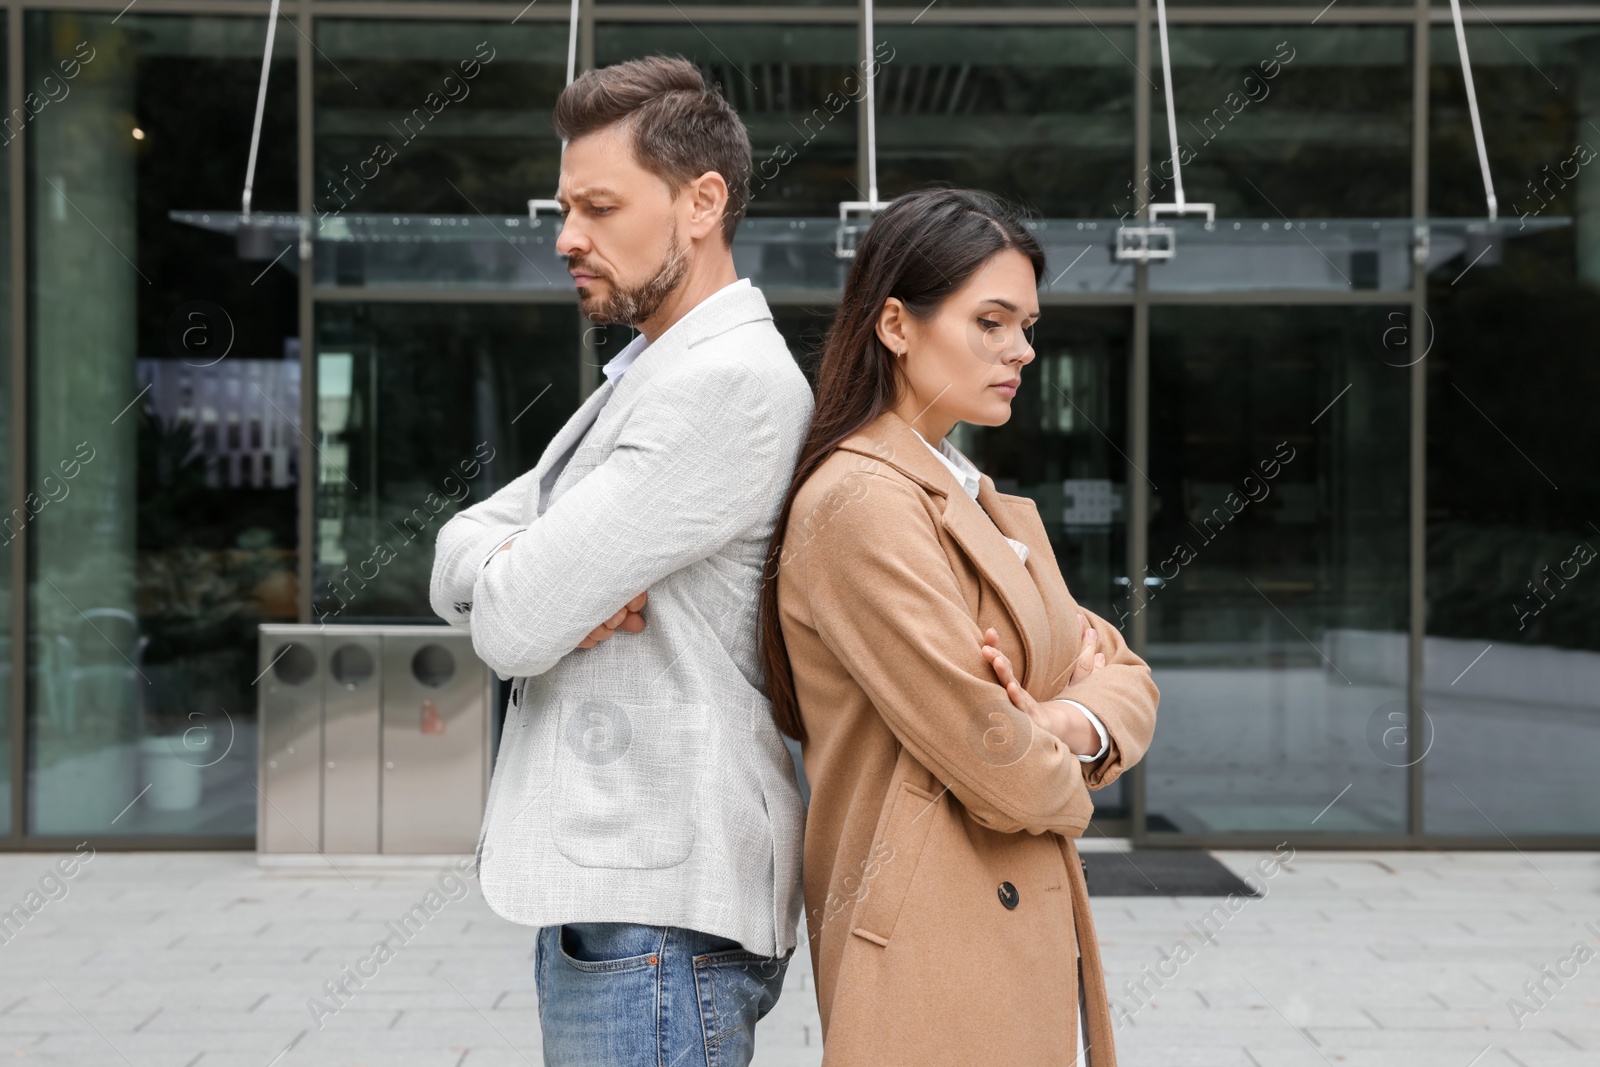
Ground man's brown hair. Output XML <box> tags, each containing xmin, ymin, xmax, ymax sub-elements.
<box><xmin>554</xmin><ymin>55</ymin><xmax>752</xmax><ymax>247</ymax></box>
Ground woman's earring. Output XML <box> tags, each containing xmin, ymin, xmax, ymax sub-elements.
<box><xmin>896</xmin><ymin>347</ymin><xmax>906</xmax><ymax>359</ymax></box>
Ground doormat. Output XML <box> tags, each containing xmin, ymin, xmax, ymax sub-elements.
<box><xmin>1084</xmin><ymin>850</ymin><xmax>1259</xmax><ymax>898</ymax></box>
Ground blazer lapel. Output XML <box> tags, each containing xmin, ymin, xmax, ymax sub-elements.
<box><xmin>605</xmin><ymin>281</ymin><xmax>775</xmax><ymax>413</ymax></box>
<box><xmin>542</xmin><ymin>283</ymin><xmax>776</xmax><ymax>509</ymax></box>
<box><xmin>838</xmin><ymin>411</ymin><xmax>1051</xmax><ymax>693</ymax></box>
<box><xmin>525</xmin><ymin>376</ymin><xmax>615</xmax><ymax>515</ymax></box>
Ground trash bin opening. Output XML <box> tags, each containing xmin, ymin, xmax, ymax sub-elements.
<box><xmin>412</xmin><ymin>644</ymin><xmax>455</xmax><ymax>687</ymax></box>
<box><xmin>272</xmin><ymin>642</ymin><xmax>317</xmax><ymax>686</ymax></box>
<box><xmin>330</xmin><ymin>644</ymin><xmax>375</xmax><ymax>688</ymax></box>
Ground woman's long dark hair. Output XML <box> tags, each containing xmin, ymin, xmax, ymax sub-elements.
<box><xmin>758</xmin><ymin>187</ymin><xmax>1047</xmax><ymax>742</ymax></box>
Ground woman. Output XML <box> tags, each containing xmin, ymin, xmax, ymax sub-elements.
<box><xmin>758</xmin><ymin>188</ymin><xmax>1159</xmax><ymax>1066</ymax></box>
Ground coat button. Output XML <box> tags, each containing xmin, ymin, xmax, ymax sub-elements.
<box><xmin>997</xmin><ymin>881</ymin><xmax>1019</xmax><ymax>909</ymax></box>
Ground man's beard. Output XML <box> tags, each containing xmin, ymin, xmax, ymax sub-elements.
<box><xmin>575</xmin><ymin>228</ymin><xmax>689</xmax><ymax>327</ymax></box>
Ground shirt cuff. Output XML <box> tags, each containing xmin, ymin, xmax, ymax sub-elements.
<box><xmin>480</xmin><ymin>529</ymin><xmax>524</xmax><ymax>571</ymax></box>
<box><xmin>1059</xmin><ymin>699</ymin><xmax>1109</xmax><ymax>762</ymax></box>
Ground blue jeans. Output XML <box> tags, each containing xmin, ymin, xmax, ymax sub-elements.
<box><xmin>535</xmin><ymin>922</ymin><xmax>790</xmax><ymax>1067</ymax></box>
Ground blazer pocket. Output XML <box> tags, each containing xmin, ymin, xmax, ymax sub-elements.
<box><xmin>551</xmin><ymin>698</ymin><xmax>709</xmax><ymax>869</ymax></box>
<box><xmin>849</xmin><ymin>780</ymin><xmax>941</xmax><ymax>947</ymax></box>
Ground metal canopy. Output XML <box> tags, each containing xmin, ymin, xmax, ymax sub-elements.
<box><xmin>172</xmin><ymin>210</ymin><xmax>1566</xmax><ymax>297</ymax></box>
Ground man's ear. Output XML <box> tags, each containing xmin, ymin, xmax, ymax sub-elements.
<box><xmin>685</xmin><ymin>170</ymin><xmax>729</xmax><ymax>242</ymax></box>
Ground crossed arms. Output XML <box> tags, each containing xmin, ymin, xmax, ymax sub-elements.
<box><xmin>429</xmin><ymin>368</ymin><xmax>784</xmax><ymax>678</ymax></box>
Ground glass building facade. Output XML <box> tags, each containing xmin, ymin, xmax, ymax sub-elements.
<box><xmin>2</xmin><ymin>0</ymin><xmax>1596</xmax><ymax>849</ymax></box>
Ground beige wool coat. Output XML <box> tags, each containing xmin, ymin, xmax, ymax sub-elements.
<box><xmin>776</xmin><ymin>409</ymin><xmax>1159</xmax><ymax>1066</ymax></box>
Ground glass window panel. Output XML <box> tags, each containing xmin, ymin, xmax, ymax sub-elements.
<box><xmin>1146</xmin><ymin>26</ymin><xmax>1411</xmax><ymax>220</ymax></box>
<box><xmin>313</xmin><ymin>303</ymin><xmax>580</xmax><ymax>620</ymax></box>
<box><xmin>27</xmin><ymin>13</ymin><xmax>296</xmax><ymax>838</ymax></box>
<box><xmin>769</xmin><ymin>305</ymin><xmax>836</xmax><ymax>384</ymax></box>
<box><xmin>964</xmin><ymin>309</ymin><xmax>1133</xmax><ymax>819</ymax></box>
<box><xmin>596</xmin><ymin>23</ymin><xmax>860</xmax><ymax>218</ymax></box>
<box><xmin>315</xmin><ymin>20</ymin><xmax>568</xmax><ymax>215</ymax></box>
<box><xmin>873</xmin><ymin>25</ymin><xmax>1135</xmax><ymax>218</ymax></box>
<box><xmin>1425</xmin><ymin>25</ymin><xmax>1600</xmax><ymax>836</ymax></box>
<box><xmin>1430</xmin><ymin>25</ymin><xmax>1598</xmax><ymax>226</ymax></box>
<box><xmin>1143</xmin><ymin>306</ymin><xmax>1409</xmax><ymax>835</ymax></box>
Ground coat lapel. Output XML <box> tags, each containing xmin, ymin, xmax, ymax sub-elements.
<box><xmin>837</xmin><ymin>410</ymin><xmax>1052</xmax><ymax>693</ymax></box>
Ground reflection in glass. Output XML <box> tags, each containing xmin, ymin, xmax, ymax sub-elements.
<box><xmin>313</xmin><ymin>303</ymin><xmax>580</xmax><ymax>620</ymax></box>
<box><xmin>768</xmin><ymin>305</ymin><xmax>836</xmax><ymax>384</ymax></box>
<box><xmin>1425</xmin><ymin>25</ymin><xmax>1600</xmax><ymax>835</ymax></box>
<box><xmin>1147</xmin><ymin>27</ymin><xmax>1410</xmax><ymax>220</ymax></box>
<box><xmin>965</xmin><ymin>310</ymin><xmax>1132</xmax><ymax>818</ymax></box>
<box><xmin>26</xmin><ymin>13</ymin><xmax>296</xmax><ymax>837</ymax></box>
<box><xmin>315</xmin><ymin>20</ymin><xmax>567</xmax><ymax>215</ymax></box>
<box><xmin>1143</xmin><ymin>307</ymin><xmax>1409</xmax><ymax>834</ymax></box>
<box><xmin>873</xmin><ymin>26</ymin><xmax>1135</xmax><ymax>219</ymax></box>
<box><xmin>597</xmin><ymin>24</ymin><xmax>859</xmax><ymax>219</ymax></box>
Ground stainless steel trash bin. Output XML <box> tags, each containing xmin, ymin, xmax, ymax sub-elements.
<box><xmin>257</xmin><ymin>627</ymin><xmax>325</xmax><ymax>853</ymax></box>
<box><xmin>323</xmin><ymin>630</ymin><xmax>382</xmax><ymax>853</ymax></box>
<box><xmin>256</xmin><ymin>623</ymin><xmax>492</xmax><ymax>856</ymax></box>
<box><xmin>380</xmin><ymin>629</ymin><xmax>491</xmax><ymax>854</ymax></box>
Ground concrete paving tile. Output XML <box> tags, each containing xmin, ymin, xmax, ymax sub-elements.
<box><xmin>1103</xmin><ymin>1041</ymin><xmax>1252</xmax><ymax>1067</ymax></box>
<box><xmin>3</xmin><ymin>848</ymin><xmax>1596</xmax><ymax>1067</ymax></box>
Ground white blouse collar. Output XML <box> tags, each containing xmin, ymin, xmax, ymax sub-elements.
<box><xmin>908</xmin><ymin>426</ymin><xmax>1030</xmax><ymax>564</ymax></box>
<box><xmin>910</xmin><ymin>427</ymin><xmax>982</xmax><ymax>501</ymax></box>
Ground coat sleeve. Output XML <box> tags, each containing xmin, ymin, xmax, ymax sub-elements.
<box><xmin>428</xmin><ymin>466</ymin><xmax>540</xmax><ymax>635</ymax></box>
<box><xmin>466</xmin><ymin>364</ymin><xmax>791</xmax><ymax>679</ymax></box>
<box><xmin>1052</xmin><ymin>607</ymin><xmax>1159</xmax><ymax>791</ymax></box>
<box><xmin>789</xmin><ymin>471</ymin><xmax>1094</xmax><ymax>837</ymax></box>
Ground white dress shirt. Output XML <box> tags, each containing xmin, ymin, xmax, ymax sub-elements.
<box><xmin>909</xmin><ymin>428</ymin><xmax>1109</xmax><ymax>765</ymax></box>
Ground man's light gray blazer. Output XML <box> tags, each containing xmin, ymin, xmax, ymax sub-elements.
<box><xmin>429</xmin><ymin>282</ymin><xmax>812</xmax><ymax>958</ymax></box>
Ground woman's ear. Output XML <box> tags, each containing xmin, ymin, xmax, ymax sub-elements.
<box><xmin>875</xmin><ymin>297</ymin><xmax>910</xmax><ymax>355</ymax></box>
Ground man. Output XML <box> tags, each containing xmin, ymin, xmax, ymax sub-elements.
<box><xmin>429</xmin><ymin>56</ymin><xmax>812</xmax><ymax>1067</ymax></box>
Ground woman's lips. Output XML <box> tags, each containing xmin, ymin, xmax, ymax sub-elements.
<box><xmin>991</xmin><ymin>382</ymin><xmax>1018</xmax><ymax>397</ymax></box>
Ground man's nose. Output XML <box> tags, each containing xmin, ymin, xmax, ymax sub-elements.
<box><xmin>555</xmin><ymin>219</ymin><xmax>587</xmax><ymax>258</ymax></box>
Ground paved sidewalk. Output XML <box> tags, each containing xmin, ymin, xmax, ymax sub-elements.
<box><xmin>0</xmin><ymin>845</ymin><xmax>1595</xmax><ymax>1066</ymax></box>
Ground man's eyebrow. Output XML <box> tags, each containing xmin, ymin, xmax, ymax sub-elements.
<box><xmin>560</xmin><ymin>186</ymin><xmax>621</xmax><ymax>202</ymax></box>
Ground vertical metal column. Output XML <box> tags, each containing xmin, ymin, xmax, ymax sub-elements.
<box><xmin>1128</xmin><ymin>0</ymin><xmax>1153</xmax><ymax>845</ymax></box>
<box><xmin>856</xmin><ymin>0</ymin><xmax>871</xmax><ymax>205</ymax></box>
<box><xmin>1407</xmin><ymin>0</ymin><xmax>1431</xmax><ymax>841</ymax></box>
<box><xmin>297</xmin><ymin>0</ymin><xmax>315</xmax><ymax>624</ymax></box>
<box><xmin>7</xmin><ymin>5</ymin><xmax>27</xmax><ymax>842</ymax></box>
<box><xmin>577</xmin><ymin>0</ymin><xmax>600</xmax><ymax>401</ymax></box>
<box><xmin>579</xmin><ymin>0</ymin><xmax>595</xmax><ymax>77</ymax></box>
<box><xmin>579</xmin><ymin>321</ymin><xmax>600</xmax><ymax>398</ymax></box>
